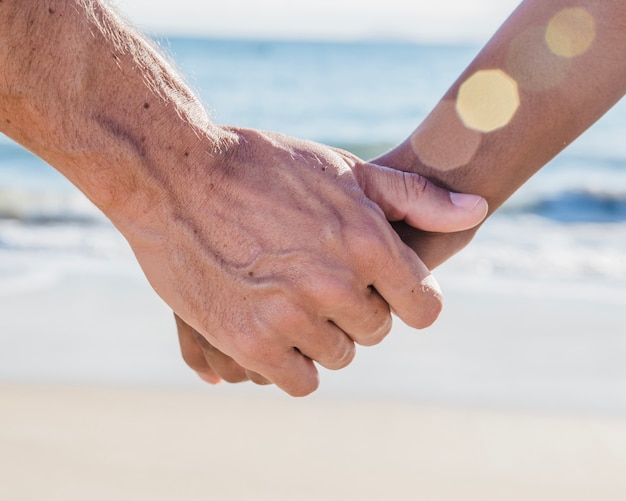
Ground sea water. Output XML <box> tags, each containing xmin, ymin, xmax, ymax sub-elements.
<box><xmin>2</xmin><ymin>38</ymin><xmax>625</xmax><ymax>285</ymax></box>
<box><xmin>1</xmin><ymin>38</ymin><xmax>625</xmax><ymax>408</ymax></box>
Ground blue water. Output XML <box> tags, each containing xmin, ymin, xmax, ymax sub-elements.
<box><xmin>1</xmin><ymin>37</ymin><xmax>626</xmax><ymax>281</ymax></box>
<box><xmin>165</xmin><ymin>38</ymin><xmax>478</xmax><ymax>145</ymax></box>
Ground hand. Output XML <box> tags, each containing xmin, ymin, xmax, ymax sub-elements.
<box><xmin>169</xmin><ymin>131</ymin><xmax>487</xmax><ymax>392</ymax></box>
<box><xmin>176</xmin><ymin>312</ymin><xmax>250</xmax><ymax>384</ymax></box>
<box><xmin>372</xmin><ymin>144</ymin><xmax>489</xmax><ymax>270</ymax></box>
<box><xmin>0</xmin><ymin>2</ymin><xmax>486</xmax><ymax>396</ymax></box>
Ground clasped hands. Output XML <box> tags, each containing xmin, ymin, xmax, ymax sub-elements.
<box><xmin>127</xmin><ymin>127</ymin><xmax>487</xmax><ymax>396</ymax></box>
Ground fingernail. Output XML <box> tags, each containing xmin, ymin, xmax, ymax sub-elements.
<box><xmin>450</xmin><ymin>192</ymin><xmax>483</xmax><ymax>210</ymax></box>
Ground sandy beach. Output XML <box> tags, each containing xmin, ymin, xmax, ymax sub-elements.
<box><xmin>2</xmin><ymin>384</ymin><xmax>626</xmax><ymax>501</ymax></box>
<box><xmin>1</xmin><ymin>264</ymin><xmax>626</xmax><ymax>500</ymax></box>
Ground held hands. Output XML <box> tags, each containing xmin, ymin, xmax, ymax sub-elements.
<box><xmin>0</xmin><ymin>0</ymin><xmax>485</xmax><ymax>396</ymax></box>
<box><xmin>167</xmin><ymin>128</ymin><xmax>487</xmax><ymax>395</ymax></box>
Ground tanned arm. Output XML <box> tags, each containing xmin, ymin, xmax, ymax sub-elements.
<box><xmin>374</xmin><ymin>0</ymin><xmax>626</xmax><ymax>268</ymax></box>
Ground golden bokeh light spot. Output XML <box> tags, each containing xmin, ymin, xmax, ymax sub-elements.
<box><xmin>546</xmin><ymin>7</ymin><xmax>596</xmax><ymax>58</ymax></box>
<box><xmin>456</xmin><ymin>70</ymin><xmax>520</xmax><ymax>133</ymax></box>
<box><xmin>411</xmin><ymin>100</ymin><xmax>482</xmax><ymax>171</ymax></box>
<box><xmin>506</xmin><ymin>26</ymin><xmax>571</xmax><ymax>91</ymax></box>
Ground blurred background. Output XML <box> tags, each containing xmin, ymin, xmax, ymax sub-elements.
<box><xmin>1</xmin><ymin>0</ymin><xmax>625</xmax><ymax>408</ymax></box>
<box><xmin>1</xmin><ymin>1</ymin><xmax>626</xmax><ymax>499</ymax></box>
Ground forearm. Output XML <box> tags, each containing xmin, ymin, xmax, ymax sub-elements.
<box><xmin>0</xmin><ymin>0</ymin><xmax>230</xmax><ymax>228</ymax></box>
<box><xmin>376</xmin><ymin>0</ymin><xmax>626</xmax><ymax>268</ymax></box>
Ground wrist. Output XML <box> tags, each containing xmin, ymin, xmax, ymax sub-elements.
<box><xmin>93</xmin><ymin>120</ymin><xmax>237</xmax><ymax>237</ymax></box>
<box><xmin>0</xmin><ymin>0</ymin><xmax>237</xmax><ymax>236</ymax></box>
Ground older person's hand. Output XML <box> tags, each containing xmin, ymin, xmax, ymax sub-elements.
<box><xmin>174</xmin><ymin>130</ymin><xmax>487</xmax><ymax>393</ymax></box>
<box><xmin>0</xmin><ymin>1</ymin><xmax>488</xmax><ymax>396</ymax></box>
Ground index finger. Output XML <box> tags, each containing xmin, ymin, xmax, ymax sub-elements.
<box><xmin>362</xmin><ymin>221</ymin><xmax>443</xmax><ymax>330</ymax></box>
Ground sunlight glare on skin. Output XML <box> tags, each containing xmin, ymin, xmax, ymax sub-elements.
<box><xmin>546</xmin><ymin>7</ymin><xmax>596</xmax><ymax>58</ymax></box>
<box><xmin>506</xmin><ymin>26</ymin><xmax>571</xmax><ymax>91</ymax></box>
<box><xmin>455</xmin><ymin>70</ymin><xmax>520</xmax><ymax>133</ymax></box>
<box><xmin>411</xmin><ymin>100</ymin><xmax>482</xmax><ymax>171</ymax></box>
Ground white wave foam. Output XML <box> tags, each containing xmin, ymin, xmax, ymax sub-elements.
<box><xmin>447</xmin><ymin>215</ymin><xmax>626</xmax><ymax>282</ymax></box>
<box><xmin>0</xmin><ymin>187</ymin><xmax>104</xmax><ymax>224</ymax></box>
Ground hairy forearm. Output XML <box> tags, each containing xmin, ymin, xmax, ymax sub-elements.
<box><xmin>376</xmin><ymin>0</ymin><xmax>626</xmax><ymax>268</ymax></box>
<box><xmin>0</xmin><ymin>0</ymin><xmax>229</xmax><ymax>227</ymax></box>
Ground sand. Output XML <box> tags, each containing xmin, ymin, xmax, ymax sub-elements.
<box><xmin>2</xmin><ymin>383</ymin><xmax>626</xmax><ymax>501</ymax></box>
<box><xmin>1</xmin><ymin>263</ymin><xmax>626</xmax><ymax>500</ymax></box>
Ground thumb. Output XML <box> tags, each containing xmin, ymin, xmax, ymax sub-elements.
<box><xmin>354</xmin><ymin>162</ymin><xmax>488</xmax><ymax>233</ymax></box>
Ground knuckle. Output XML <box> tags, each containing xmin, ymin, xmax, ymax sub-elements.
<box><xmin>403</xmin><ymin>171</ymin><xmax>429</xmax><ymax>197</ymax></box>
<box><xmin>218</xmin><ymin>364</ymin><xmax>249</xmax><ymax>383</ymax></box>
<box><xmin>324</xmin><ymin>337</ymin><xmax>356</xmax><ymax>370</ymax></box>
<box><xmin>192</xmin><ymin>332</ymin><xmax>251</xmax><ymax>383</ymax></box>
<box><xmin>348</xmin><ymin>223</ymin><xmax>395</xmax><ymax>270</ymax></box>
<box><xmin>410</xmin><ymin>173</ymin><xmax>433</xmax><ymax>195</ymax></box>
<box><xmin>191</xmin><ymin>330</ymin><xmax>213</xmax><ymax>350</ymax></box>
<box><xmin>416</xmin><ymin>300</ymin><xmax>443</xmax><ymax>329</ymax></box>
<box><xmin>180</xmin><ymin>349</ymin><xmax>206</xmax><ymax>372</ymax></box>
<box><xmin>246</xmin><ymin>370</ymin><xmax>272</xmax><ymax>385</ymax></box>
<box><xmin>276</xmin><ymin>351</ymin><xmax>320</xmax><ymax>397</ymax></box>
<box><xmin>356</xmin><ymin>311</ymin><xmax>393</xmax><ymax>347</ymax></box>
<box><xmin>301</xmin><ymin>273</ymin><xmax>354</xmax><ymax>312</ymax></box>
<box><xmin>179</xmin><ymin>336</ymin><xmax>208</xmax><ymax>372</ymax></box>
<box><xmin>404</xmin><ymin>287</ymin><xmax>443</xmax><ymax>329</ymax></box>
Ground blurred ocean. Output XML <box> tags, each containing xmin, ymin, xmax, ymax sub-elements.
<box><xmin>2</xmin><ymin>38</ymin><xmax>626</xmax><ymax>284</ymax></box>
<box><xmin>1</xmin><ymin>38</ymin><xmax>625</xmax><ymax>408</ymax></box>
